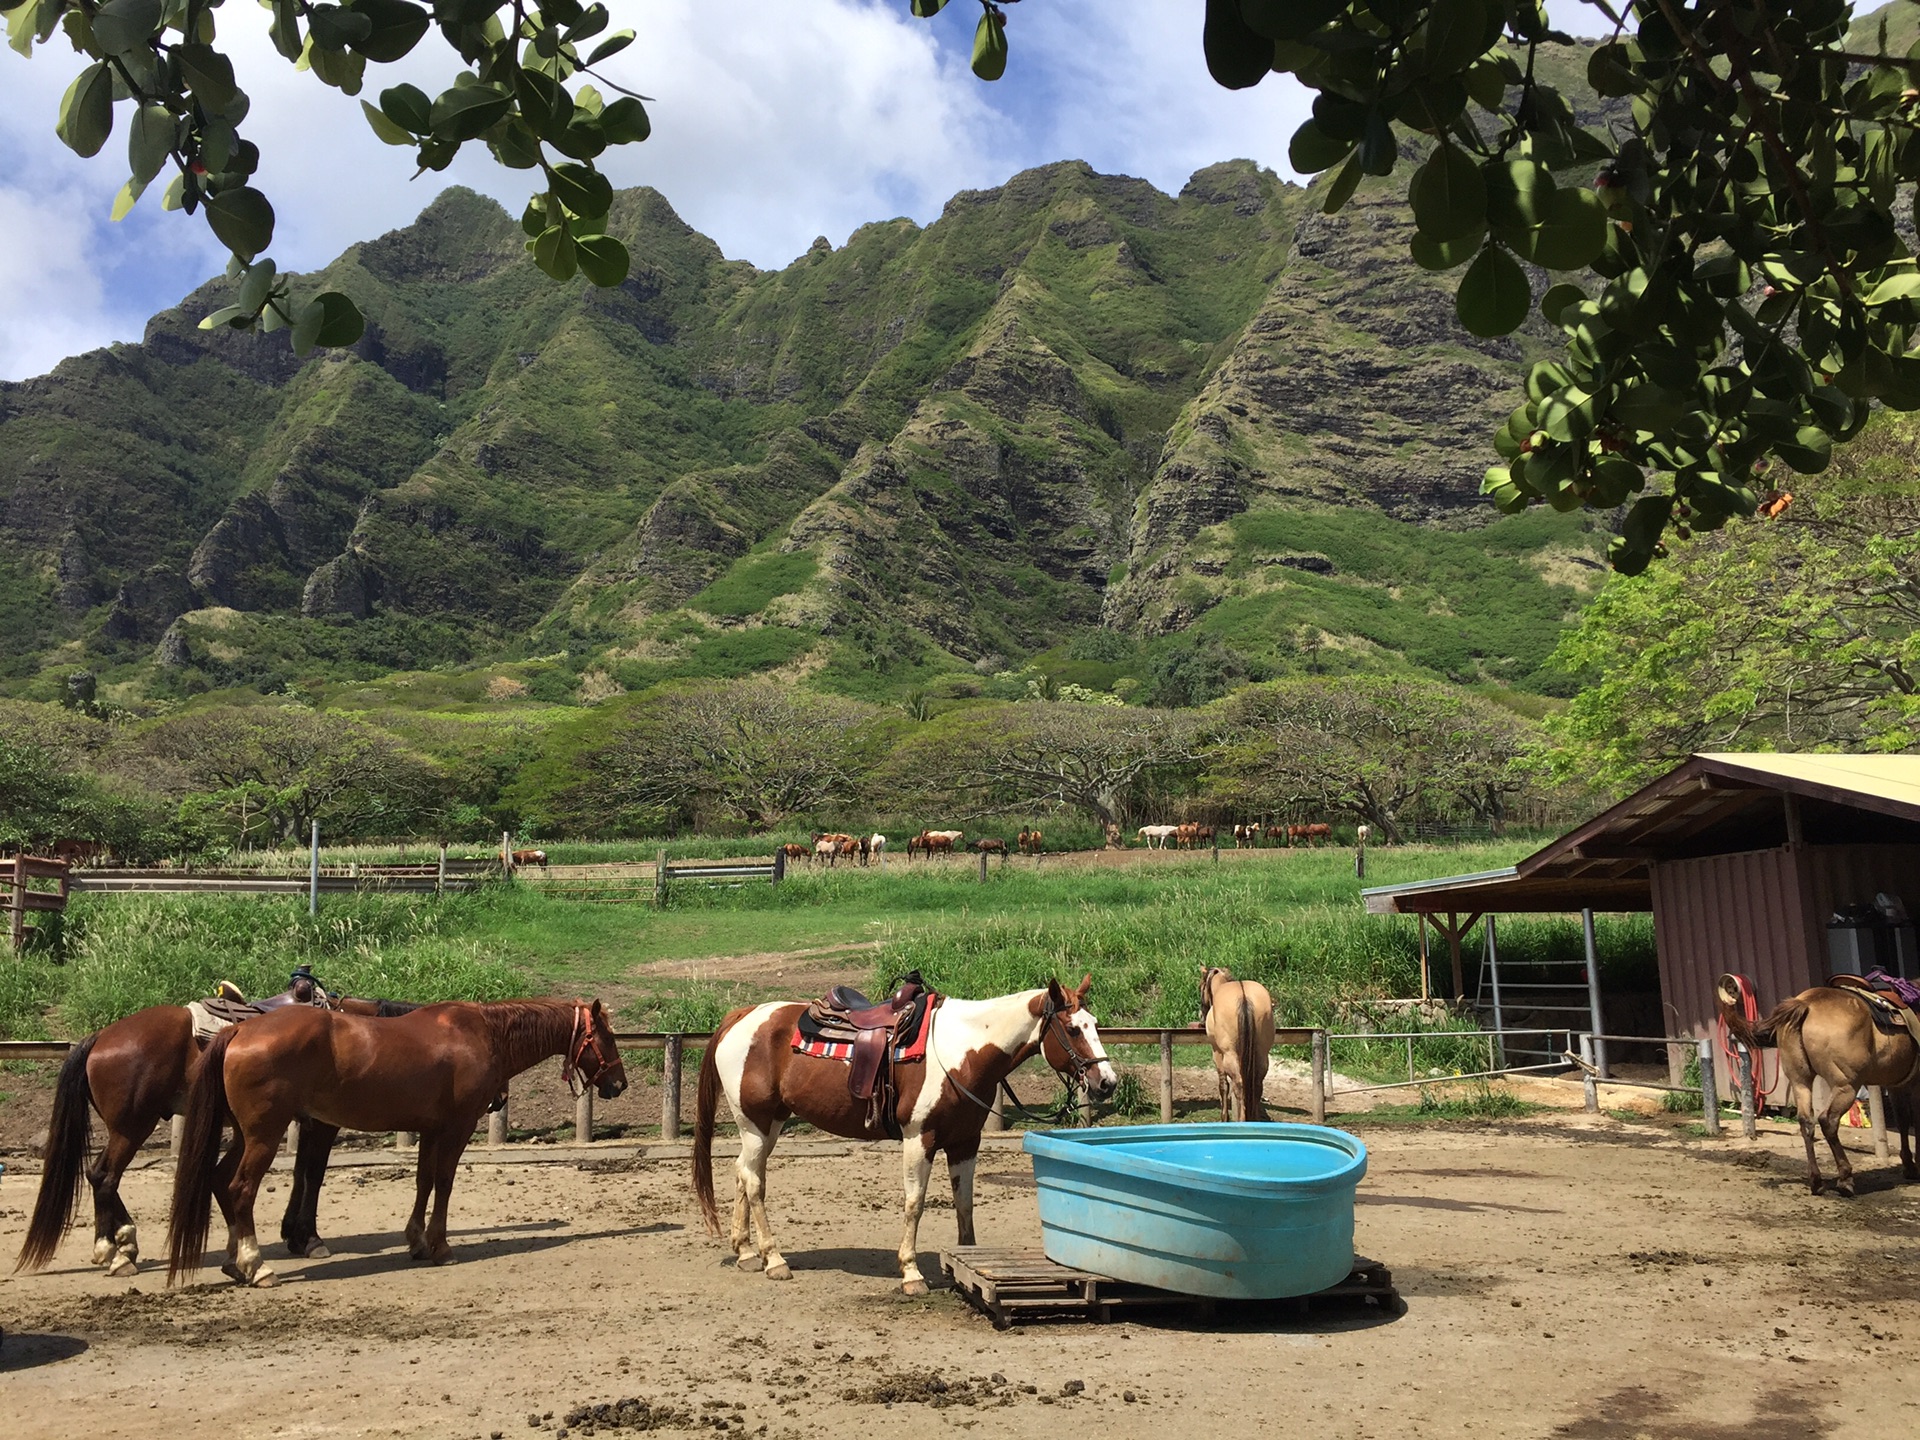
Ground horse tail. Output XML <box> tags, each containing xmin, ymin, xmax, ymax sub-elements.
<box><xmin>1235</xmin><ymin>996</ymin><xmax>1267</xmax><ymax>1123</ymax></box>
<box><xmin>16</xmin><ymin>1032</ymin><xmax>98</xmax><ymax>1272</ymax></box>
<box><xmin>167</xmin><ymin>1025</ymin><xmax>235</xmax><ymax>1283</ymax></box>
<box><xmin>1715</xmin><ymin>972</ymin><xmax>1800</xmax><ymax>1048</ymax></box>
<box><xmin>693</xmin><ymin>1015</ymin><xmax>732</xmax><ymax>1237</ymax></box>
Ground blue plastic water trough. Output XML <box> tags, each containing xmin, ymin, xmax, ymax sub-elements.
<box><xmin>1023</xmin><ymin>1123</ymin><xmax>1367</xmax><ymax>1299</ymax></box>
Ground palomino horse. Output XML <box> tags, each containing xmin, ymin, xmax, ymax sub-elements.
<box><xmin>1718</xmin><ymin>973</ymin><xmax>1919</xmax><ymax>1195</ymax></box>
<box><xmin>1200</xmin><ymin>966</ymin><xmax>1274</xmax><ymax>1122</ymax></box>
<box><xmin>167</xmin><ymin>998</ymin><xmax>626</xmax><ymax>1287</ymax></box>
<box><xmin>693</xmin><ymin>975</ymin><xmax>1117</xmax><ymax>1295</ymax></box>
<box><xmin>15</xmin><ymin>991</ymin><xmax>418</xmax><ymax>1278</ymax></box>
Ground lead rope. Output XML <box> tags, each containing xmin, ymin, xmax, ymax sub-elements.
<box><xmin>930</xmin><ymin>1001</ymin><xmax>1086</xmax><ymax>1127</ymax></box>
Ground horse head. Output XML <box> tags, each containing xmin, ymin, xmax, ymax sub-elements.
<box><xmin>1040</xmin><ymin>974</ymin><xmax>1117</xmax><ymax>1102</ymax></box>
<box><xmin>568</xmin><ymin>999</ymin><xmax>628</xmax><ymax>1101</ymax></box>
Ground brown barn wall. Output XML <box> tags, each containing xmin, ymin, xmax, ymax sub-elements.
<box><xmin>1650</xmin><ymin>847</ymin><xmax>1816</xmax><ymax>1039</ymax></box>
<box><xmin>1801</xmin><ymin>846</ymin><xmax>1920</xmax><ymax>972</ymax></box>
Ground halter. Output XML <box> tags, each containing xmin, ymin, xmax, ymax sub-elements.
<box><xmin>560</xmin><ymin>1004</ymin><xmax>617</xmax><ymax>1097</ymax></box>
<box><xmin>939</xmin><ymin>990</ymin><xmax>1101</xmax><ymax>1119</ymax></box>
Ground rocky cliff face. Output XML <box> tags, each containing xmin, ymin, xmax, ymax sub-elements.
<box><xmin>0</xmin><ymin>141</ymin><xmax>1601</xmax><ymax>700</ymax></box>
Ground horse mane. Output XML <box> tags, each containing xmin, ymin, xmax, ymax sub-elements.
<box><xmin>481</xmin><ymin>998</ymin><xmax>576</xmax><ymax>1046</ymax></box>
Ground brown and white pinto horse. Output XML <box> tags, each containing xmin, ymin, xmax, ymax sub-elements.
<box><xmin>168</xmin><ymin>999</ymin><xmax>626</xmax><ymax>1287</ymax></box>
<box><xmin>693</xmin><ymin>976</ymin><xmax>1117</xmax><ymax>1294</ymax></box>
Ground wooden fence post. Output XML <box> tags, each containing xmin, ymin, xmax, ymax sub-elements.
<box><xmin>655</xmin><ymin>848</ymin><xmax>669</xmax><ymax>908</ymax></box>
<box><xmin>575</xmin><ymin>1088</ymin><xmax>594</xmax><ymax>1145</ymax></box>
<box><xmin>1697</xmin><ymin>1037</ymin><xmax>1721</xmax><ymax>1135</ymax></box>
<box><xmin>1738</xmin><ymin>1046</ymin><xmax>1757</xmax><ymax>1140</ymax></box>
<box><xmin>1159</xmin><ymin>1031</ymin><xmax>1175</xmax><ymax>1123</ymax></box>
<box><xmin>1310</xmin><ymin>1030</ymin><xmax>1328</xmax><ymax>1125</ymax></box>
<box><xmin>7</xmin><ymin>855</ymin><xmax>23</xmax><ymax>953</ymax></box>
<box><xmin>437</xmin><ymin>843</ymin><xmax>448</xmax><ymax>897</ymax></box>
<box><xmin>309</xmin><ymin>820</ymin><xmax>320</xmax><ymax>917</ymax></box>
<box><xmin>170</xmin><ymin>1114</ymin><xmax>183</xmax><ymax>1158</ymax></box>
<box><xmin>985</xmin><ymin>1085</ymin><xmax>1006</xmax><ymax>1133</ymax></box>
<box><xmin>488</xmin><ymin>1090</ymin><xmax>509</xmax><ymax>1145</ymax></box>
<box><xmin>396</xmin><ymin>1129</ymin><xmax>418</xmax><ymax>1149</ymax></box>
<box><xmin>771</xmin><ymin>848</ymin><xmax>785</xmax><ymax>886</ymax></box>
<box><xmin>978</xmin><ymin>852</ymin><xmax>989</xmax><ymax>884</ymax></box>
<box><xmin>1868</xmin><ymin>1085</ymin><xmax>1890</xmax><ymax>1160</ymax></box>
<box><xmin>1666</xmin><ymin>1041</ymin><xmax>1687</xmax><ymax>1089</ymax></box>
<box><xmin>663</xmin><ymin>1034</ymin><xmax>683</xmax><ymax>1142</ymax></box>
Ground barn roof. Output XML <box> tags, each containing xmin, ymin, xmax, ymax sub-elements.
<box><xmin>1361</xmin><ymin>752</ymin><xmax>1920</xmax><ymax>916</ymax></box>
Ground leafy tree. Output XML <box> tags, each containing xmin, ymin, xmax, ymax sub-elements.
<box><xmin>0</xmin><ymin>732</ymin><xmax>173</xmax><ymax>858</ymax></box>
<box><xmin>887</xmin><ymin>700</ymin><xmax>1202</xmax><ymax>829</ymax></box>
<box><xmin>532</xmin><ymin>679</ymin><xmax>892</xmax><ymax>833</ymax></box>
<box><xmin>1142</xmin><ymin>635</ymin><xmax>1261</xmax><ymax>709</ymax></box>
<box><xmin>1546</xmin><ymin>410</ymin><xmax>1920</xmax><ymax>789</ymax></box>
<box><xmin>1207</xmin><ymin>676</ymin><xmax>1539</xmax><ymax>841</ymax></box>
<box><xmin>17</xmin><ymin>0</ymin><xmax>1920</xmax><ymax>563</ymax></box>
<box><xmin>5</xmin><ymin>0</ymin><xmax>649</xmax><ymax>350</ymax></box>
<box><xmin>142</xmin><ymin>704</ymin><xmax>445</xmax><ymax>839</ymax></box>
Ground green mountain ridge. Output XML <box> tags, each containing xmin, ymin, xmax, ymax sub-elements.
<box><xmin>0</xmin><ymin>149</ymin><xmax>1606</xmax><ymax>712</ymax></box>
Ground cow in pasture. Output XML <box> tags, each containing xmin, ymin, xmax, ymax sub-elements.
<box><xmin>1137</xmin><ymin>825</ymin><xmax>1179</xmax><ymax>850</ymax></box>
<box><xmin>1017</xmin><ymin>828</ymin><xmax>1044</xmax><ymax>856</ymax></box>
<box><xmin>509</xmin><ymin>848</ymin><xmax>548</xmax><ymax>869</ymax></box>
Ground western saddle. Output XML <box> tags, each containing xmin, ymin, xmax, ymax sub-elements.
<box><xmin>795</xmin><ymin>971</ymin><xmax>933</xmax><ymax>1139</ymax></box>
<box><xmin>1831</xmin><ymin>972</ymin><xmax>1920</xmax><ymax>1047</ymax></box>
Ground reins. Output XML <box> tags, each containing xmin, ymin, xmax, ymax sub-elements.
<box><xmin>560</xmin><ymin>1003</ymin><xmax>616</xmax><ymax>1096</ymax></box>
<box><xmin>933</xmin><ymin>993</ymin><xmax>1097</xmax><ymax>1126</ymax></box>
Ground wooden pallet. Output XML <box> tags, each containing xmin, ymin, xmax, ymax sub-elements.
<box><xmin>940</xmin><ymin>1246</ymin><xmax>1398</xmax><ymax>1329</ymax></box>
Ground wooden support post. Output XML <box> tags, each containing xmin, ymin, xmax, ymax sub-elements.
<box><xmin>1868</xmin><ymin>1085</ymin><xmax>1890</xmax><ymax>1160</ymax></box>
<box><xmin>1485</xmin><ymin>916</ymin><xmax>1506</xmax><ymax>1069</ymax></box>
<box><xmin>1582</xmin><ymin>908</ymin><xmax>1608</xmax><ymax>1078</ymax></box>
<box><xmin>978</xmin><ymin>851</ymin><xmax>989</xmax><ymax>884</ymax></box>
<box><xmin>986</xmin><ymin>1085</ymin><xmax>1006</xmax><ymax>1133</ymax></box>
<box><xmin>396</xmin><ymin>1130</ymin><xmax>418</xmax><ymax>1149</ymax></box>
<box><xmin>437</xmin><ymin>843</ymin><xmax>448</xmax><ymax>896</ymax></box>
<box><xmin>501</xmin><ymin>831</ymin><xmax>513</xmax><ymax>878</ymax></box>
<box><xmin>1697</xmin><ymin>1037</ymin><xmax>1721</xmax><ymax>1135</ymax></box>
<box><xmin>488</xmin><ymin>1090</ymin><xmax>509</xmax><ymax>1145</ymax></box>
<box><xmin>1447</xmin><ymin>912</ymin><xmax>1465</xmax><ymax>998</ymax></box>
<box><xmin>309</xmin><ymin>820</ymin><xmax>320</xmax><ymax>917</ymax></box>
<box><xmin>1310</xmin><ymin>1030</ymin><xmax>1328</xmax><ymax>1125</ymax></box>
<box><xmin>662</xmin><ymin>1034</ymin><xmax>683</xmax><ymax>1142</ymax></box>
<box><xmin>171</xmin><ymin>1114</ymin><xmax>183</xmax><ymax>1158</ymax></box>
<box><xmin>1418</xmin><ymin>914</ymin><xmax>1430</xmax><ymax>1003</ymax></box>
<box><xmin>1666</xmin><ymin>1041</ymin><xmax>1687</xmax><ymax>1089</ymax></box>
<box><xmin>1579</xmin><ymin>1034</ymin><xmax>1599</xmax><ymax>1114</ymax></box>
<box><xmin>575</xmin><ymin>1089</ymin><xmax>594</xmax><ymax>1145</ymax></box>
<box><xmin>771</xmin><ymin>848</ymin><xmax>785</xmax><ymax>886</ymax></box>
<box><xmin>654</xmin><ymin>848</ymin><xmax>668</xmax><ymax>908</ymax></box>
<box><xmin>7</xmin><ymin>855</ymin><xmax>23</xmax><ymax>953</ymax></box>
<box><xmin>1159</xmin><ymin>1031</ymin><xmax>1175</xmax><ymax>1123</ymax></box>
<box><xmin>1738</xmin><ymin>1046</ymin><xmax>1757</xmax><ymax>1140</ymax></box>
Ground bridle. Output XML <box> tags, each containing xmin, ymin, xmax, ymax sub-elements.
<box><xmin>561</xmin><ymin>1003</ymin><xmax>619</xmax><ymax>1096</ymax></box>
<box><xmin>939</xmin><ymin>989</ymin><xmax>1104</xmax><ymax>1121</ymax></box>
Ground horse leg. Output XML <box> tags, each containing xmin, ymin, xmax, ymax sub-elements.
<box><xmin>1897</xmin><ymin>1090</ymin><xmax>1918</xmax><ymax>1181</ymax></box>
<box><xmin>88</xmin><ymin>1119</ymin><xmax>155</xmax><ymax>1275</ymax></box>
<box><xmin>1789</xmin><ymin>1079</ymin><xmax>1827</xmax><ymax>1194</ymax></box>
<box><xmin>1817</xmin><ymin>1083</ymin><xmax>1860</xmax><ymax>1198</ymax></box>
<box><xmin>897</xmin><ymin>1136</ymin><xmax>936</xmax><ymax>1296</ymax></box>
<box><xmin>421</xmin><ymin>1131</ymin><xmax>466</xmax><ymax>1265</ymax></box>
<box><xmin>405</xmin><ymin>1140</ymin><xmax>437</xmax><ymax>1260</ymax></box>
<box><xmin>733</xmin><ymin>1120</ymin><xmax>789</xmax><ymax>1279</ymax></box>
<box><xmin>281</xmin><ymin>1120</ymin><xmax>341</xmax><ymax>1258</ymax></box>
<box><xmin>946</xmin><ymin>1134</ymin><xmax>981</xmax><ymax>1248</ymax></box>
<box><xmin>1216</xmin><ymin>1063</ymin><xmax>1233</xmax><ymax>1123</ymax></box>
<box><xmin>219</xmin><ymin>1130</ymin><xmax>281</xmax><ymax>1287</ymax></box>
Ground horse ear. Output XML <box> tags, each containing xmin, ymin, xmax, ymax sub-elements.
<box><xmin>590</xmin><ymin>998</ymin><xmax>604</xmax><ymax>1017</ymax></box>
<box><xmin>1076</xmin><ymin>972</ymin><xmax>1092</xmax><ymax>1001</ymax></box>
<box><xmin>1046</xmin><ymin>977</ymin><xmax>1067</xmax><ymax>1006</ymax></box>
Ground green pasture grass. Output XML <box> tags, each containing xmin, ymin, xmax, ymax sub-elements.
<box><xmin>2</xmin><ymin>843</ymin><xmax>1660</xmax><ymax>1044</ymax></box>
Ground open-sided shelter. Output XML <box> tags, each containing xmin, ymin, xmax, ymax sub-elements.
<box><xmin>1362</xmin><ymin>753</ymin><xmax>1920</xmax><ymax>1041</ymax></box>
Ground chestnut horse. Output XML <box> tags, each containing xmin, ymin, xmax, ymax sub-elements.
<box><xmin>1200</xmin><ymin>966</ymin><xmax>1274</xmax><ymax>1122</ymax></box>
<box><xmin>167</xmin><ymin>998</ymin><xmax>626</xmax><ymax>1287</ymax></box>
<box><xmin>693</xmin><ymin>975</ymin><xmax>1117</xmax><ymax>1294</ymax></box>
<box><xmin>1718</xmin><ymin>973</ymin><xmax>1919</xmax><ymax>1195</ymax></box>
<box><xmin>15</xmin><ymin>993</ymin><xmax>417</xmax><ymax>1279</ymax></box>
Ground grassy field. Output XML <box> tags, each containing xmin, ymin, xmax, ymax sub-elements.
<box><xmin>3</xmin><ymin>844</ymin><xmax>1655</xmax><ymax>1062</ymax></box>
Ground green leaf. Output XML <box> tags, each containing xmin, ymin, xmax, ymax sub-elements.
<box><xmin>203</xmin><ymin>186</ymin><xmax>275</xmax><ymax>261</ymax></box>
<box><xmin>270</xmin><ymin>0</ymin><xmax>303</xmax><ymax>59</ymax></box>
<box><xmin>1520</xmin><ymin>186</ymin><xmax>1608</xmax><ymax>270</ymax></box>
<box><xmin>1410</xmin><ymin>229</ymin><xmax>1481</xmax><ymax>271</ymax></box>
<box><xmin>574</xmin><ymin>232</ymin><xmax>629</xmax><ymax>287</ymax></box>
<box><xmin>360</xmin><ymin>98</ymin><xmax>413</xmax><ymax>145</ymax></box>
<box><xmin>310</xmin><ymin>290</ymin><xmax>364</xmax><ymax>348</ymax></box>
<box><xmin>1203</xmin><ymin>0</ymin><xmax>1268</xmax><ymax>88</ymax></box>
<box><xmin>1456</xmin><ymin>244</ymin><xmax>1530</xmax><ymax>337</ymax></box>
<box><xmin>1287</xmin><ymin>118</ymin><xmax>1351</xmax><ymax>175</ymax></box>
<box><xmin>1539</xmin><ymin>281</ymin><xmax>1587</xmax><ymax>325</ymax></box>
<box><xmin>531</xmin><ymin>223</ymin><xmax>578</xmax><ymax>281</ymax></box>
<box><xmin>1587</xmin><ymin>40</ymin><xmax>1636</xmax><ymax>97</ymax></box>
<box><xmin>197</xmin><ymin>303</ymin><xmax>251</xmax><ymax>330</ymax></box>
<box><xmin>349</xmin><ymin>0</ymin><xmax>430</xmax><ymax>62</ymax></box>
<box><xmin>127</xmin><ymin>102</ymin><xmax>174</xmax><ymax>184</ymax></box>
<box><xmin>379</xmin><ymin>82</ymin><xmax>431</xmax><ymax>134</ymax></box>
<box><xmin>1484</xmin><ymin>158</ymin><xmax>1554</xmax><ymax>230</ymax></box>
<box><xmin>237</xmin><ymin>258</ymin><xmax>277</xmax><ymax>313</ymax></box>
<box><xmin>490</xmin><ymin>118</ymin><xmax>543</xmax><ymax>169</ymax></box>
<box><xmin>600</xmin><ymin>96</ymin><xmax>649</xmax><ymax>145</ymax></box>
<box><xmin>1775</xmin><ymin>424</ymin><xmax>1833</xmax><ymax>474</ymax></box>
<box><xmin>514</xmin><ymin>67</ymin><xmax>569</xmax><ymax>136</ymax></box>
<box><xmin>1419</xmin><ymin>0</ymin><xmax>1492</xmax><ymax>76</ymax></box>
<box><xmin>89</xmin><ymin>0</ymin><xmax>161</xmax><ymax>56</ymax></box>
<box><xmin>307</xmin><ymin>3</ymin><xmax>372</xmax><ymax>50</ymax></box>
<box><xmin>549</xmin><ymin>161</ymin><xmax>612</xmax><ymax>219</ymax></box>
<box><xmin>1408</xmin><ymin>143</ymin><xmax>1485</xmax><ymax>243</ymax></box>
<box><xmin>109</xmin><ymin>176</ymin><xmax>146</xmax><ymax>222</ymax></box>
<box><xmin>971</xmin><ymin>9</ymin><xmax>1007</xmax><ymax>81</ymax></box>
<box><xmin>585</xmin><ymin>29</ymin><xmax>633</xmax><ymax>65</ymax></box>
<box><xmin>175</xmin><ymin>43</ymin><xmax>239</xmax><ymax>113</ymax></box>
<box><xmin>1320</xmin><ymin>151</ymin><xmax>1363</xmax><ymax>215</ymax></box>
<box><xmin>429</xmin><ymin>82</ymin><xmax>512</xmax><ymax>141</ymax></box>
<box><xmin>1241</xmin><ymin>0</ymin><xmax>1345</xmax><ymax>42</ymax></box>
<box><xmin>910</xmin><ymin>0</ymin><xmax>948</xmax><ymax>15</ymax></box>
<box><xmin>56</xmin><ymin>62</ymin><xmax>113</xmax><ymax>158</ymax></box>
<box><xmin>1866</xmin><ymin>272</ymin><xmax>1920</xmax><ymax>306</ymax></box>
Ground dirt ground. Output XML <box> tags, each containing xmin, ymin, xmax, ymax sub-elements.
<box><xmin>2</xmin><ymin>1111</ymin><xmax>1915</xmax><ymax>1440</ymax></box>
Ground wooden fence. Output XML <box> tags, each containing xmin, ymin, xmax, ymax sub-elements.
<box><xmin>4</xmin><ymin>854</ymin><xmax>70</xmax><ymax>952</ymax></box>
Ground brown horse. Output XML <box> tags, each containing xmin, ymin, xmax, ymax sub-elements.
<box><xmin>693</xmin><ymin>976</ymin><xmax>1117</xmax><ymax>1294</ymax></box>
<box><xmin>15</xmin><ymin>991</ymin><xmax>417</xmax><ymax>1278</ymax></box>
<box><xmin>167</xmin><ymin>998</ymin><xmax>626</xmax><ymax>1287</ymax></box>
<box><xmin>1718</xmin><ymin>973</ymin><xmax>1919</xmax><ymax>1195</ymax></box>
<box><xmin>1200</xmin><ymin>966</ymin><xmax>1274</xmax><ymax>1122</ymax></box>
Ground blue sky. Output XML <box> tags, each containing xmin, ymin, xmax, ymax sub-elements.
<box><xmin>0</xmin><ymin>2</ymin><xmax>1324</xmax><ymax>380</ymax></box>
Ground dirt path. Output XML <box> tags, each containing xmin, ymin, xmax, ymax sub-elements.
<box><xmin>3</xmin><ymin>1115</ymin><xmax>1915</xmax><ymax>1439</ymax></box>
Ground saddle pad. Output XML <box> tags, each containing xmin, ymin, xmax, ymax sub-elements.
<box><xmin>187</xmin><ymin>1000</ymin><xmax>242</xmax><ymax>1043</ymax></box>
<box><xmin>791</xmin><ymin>994</ymin><xmax>937</xmax><ymax>1064</ymax></box>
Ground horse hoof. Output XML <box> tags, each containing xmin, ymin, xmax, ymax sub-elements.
<box><xmin>221</xmin><ymin>1263</ymin><xmax>248</xmax><ymax>1285</ymax></box>
<box><xmin>92</xmin><ymin>1238</ymin><xmax>115</xmax><ymax>1265</ymax></box>
<box><xmin>766</xmin><ymin>1262</ymin><xmax>791</xmax><ymax>1281</ymax></box>
<box><xmin>303</xmin><ymin>1240</ymin><xmax>331</xmax><ymax>1260</ymax></box>
<box><xmin>106</xmin><ymin>1253</ymin><xmax>138</xmax><ymax>1279</ymax></box>
<box><xmin>736</xmin><ymin>1254</ymin><xmax>766</xmax><ymax>1273</ymax></box>
<box><xmin>901</xmin><ymin>1278</ymin><xmax>930</xmax><ymax>1298</ymax></box>
<box><xmin>251</xmin><ymin>1266</ymin><xmax>278</xmax><ymax>1288</ymax></box>
<box><xmin>1835</xmin><ymin>1181</ymin><xmax>1855</xmax><ymax>1199</ymax></box>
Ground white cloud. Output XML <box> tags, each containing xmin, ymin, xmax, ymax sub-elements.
<box><xmin>0</xmin><ymin>1</ymin><xmax>1319</xmax><ymax>380</ymax></box>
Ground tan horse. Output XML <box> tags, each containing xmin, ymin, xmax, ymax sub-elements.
<box><xmin>1717</xmin><ymin>973</ymin><xmax>1919</xmax><ymax>1195</ymax></box>
<box><xmin>1200</xmin><ymin>966</ymin><xmax>1273</xmax><ymax>1122</ymax></box>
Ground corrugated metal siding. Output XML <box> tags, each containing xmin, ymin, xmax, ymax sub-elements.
<box><xmin>1651</xmin><ymin>847</ymin><xmax>1815</xmax><ymax>1039</ymax></box>
<box><xmin>1802</xmin><ymin>847</ymin><xmax>1920</xmax><ymax>958</ymax></box>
